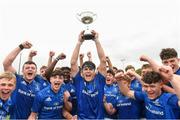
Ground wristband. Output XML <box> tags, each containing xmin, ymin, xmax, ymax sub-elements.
<box><xmin>19</xmin><ymin>44</ymin><xmax>24</xmax><ymax>50</ymax></box>
<box><xmin>55</xmin><ymin>57</ymin><xmax>60</xmax><ymax>61</ymax></box>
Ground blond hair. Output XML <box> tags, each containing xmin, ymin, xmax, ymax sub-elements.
<box><xmin>0</xmin><ymin>72</ymin><xmax>16</xmax><ymax>83</ymax></box>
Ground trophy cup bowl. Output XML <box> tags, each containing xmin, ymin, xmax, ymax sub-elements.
<box><xmin>77</xmin><ymin>11</ymin><xmax>97</xmax><ymax>40</ymax></box>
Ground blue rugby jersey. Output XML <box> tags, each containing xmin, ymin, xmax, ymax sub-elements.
<box><xmin>104</xmin><ymin>84</ymin><xmax>118</xmax><ymax>119</ymax></box>
<box><xmin>34</xmin><ymin>75</ymin><xmax>50</xmax><ymax>89</ymax></box>
<box><xmin>32</xmin><ymin>85</ymin><xmax>65</xmax><ymax>119</ymax></box>
<box><xmin>130</xmin><ymin>78</ymin><xmax>142</xmax><ymax>91</ymax></box>
<box><xmin>164</xmin><ymin>67</ymin><xmax>180</xmax><ymax>119</ymax></box>
<box><xmin>0</xmin><ymin>98</ymin><xmax>14</xmax><ymax>119</ymax></box>
<box><xmin>135</xmin><ymin>91</ymin><xmax>180</xmax><ymax>119</ymax></box>
<box><xmin>73</xmin><ymin>72</ymin><xmax>105</xmax><ymax>119</ymax></box>
<box><xmin>64</xmin><ymin>80</ymin><xmax>77</xmax><ymax>115</ymax></box>
<box><xmin>114</xmin><ymin>92</ymin><xmax>143</xmax><ymax>119</ymax></box>
<box><xmin>10</xmin><ymin>74</ymin><xmax>48</xmax><ymax>119</ymax></box>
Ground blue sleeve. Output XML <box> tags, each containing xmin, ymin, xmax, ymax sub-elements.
<box><xmin>96</xmin><ymin>72</ymin><xmax>106</xmax><ymax>86</ymax></box>
<box><xmin>15</xmin><ymin>73</ymin><xmax>22</xmax><ymax>83</ymax></box>
<box><xmin>134</xmin><ymin>91</ymin><xmax>145</xmax><ymax>102</ymax></box>
<box><xmin>167</xmin><ymin>94</ymin><xmax>180</xmax><ymax>109</ymax></box>
<box><xmin>73</xmin><ymin>71</ymin><xmax>82</xmax><ymax>88</ymax></box>
<box><xmin>31</xmin><ymin>93</ymin><xmax>43</xmax><ymax>113</ymax></box>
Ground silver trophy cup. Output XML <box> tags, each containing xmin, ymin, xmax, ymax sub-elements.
<box><xmin>77</xmin><ymin>11</ymin><xmax>97</xmax><ymax>40</ymax></box>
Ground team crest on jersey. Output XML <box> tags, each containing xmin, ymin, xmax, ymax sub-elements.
<box><xmin>45</xmin><ymin>97</ymin><xmax>52</xmax><ymax>102</ymax></box>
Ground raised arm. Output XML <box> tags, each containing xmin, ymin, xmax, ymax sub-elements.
<box><xmin>44</xmin><ymin>53</ymin><xmax>66</xmax><ymax>80</ymax></box>
<box><xmin>3</xmin><ymin>41</ymin><xmax>32</xmax><ymax>73</ymax></box>
<box><xmin>92</xmin><ymin>30</ymin><xmax>106</xmax><ymax>76</ymax></box>
<box><xmin>126</xmin><ymin>69</ymin><xmax>144</xmax><ymax>85</ymax></box>
<box><xmin>79</xmin><ymin>53</ymin><xmax>84</xmax><ymax>69</ymax></box>
<box><xmin>115</xmin><ymin>73</ymin><xmax>135</xmax><ymax>99</ymax></box>
<box><xmin>28</xmin><ymin>50</ymin><xmax>37</xmax><ymax>61</ymax></box>
<box><xmin>140</xmin><ymin>55</ymin><xmax>176</xmax><ymax>93</ymax></box>
<box><xmin>140</xmin><ymin>55</ymin><xmax>160</xmax><ymax>72</ymax></box>
<box><xmin>70</xmin><ymin>31</ymin><xmax>85</xmax><ymax>77</ymax></box>
<box><xmin>106</xmin><ymin>56</ymin><xmax>113</xmax><ymax>70</ymax></box>
<box><xmin>87</xmin><ymin>51</ymin><xmax>92</xmax><ymax>61</ymax></box>
<box><xmin>159</xmin><ymin>66</ymin><xmax>180</xmax><ymax>105</ymax></box>
<box><xmin>47</xmin><ymin>51</ymin><xmax>55</xmax><ymax>67</ymax></box>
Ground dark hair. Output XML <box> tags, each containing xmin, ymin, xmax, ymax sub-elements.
<box><xmin>82</xmin><ymin>61</ymin><xmax>96</xmax><ymax>70</ymax></box>
<box><xmin>160</xmin><ymin>48</ymin><xmax>178</xmax><ymax>60</ymax></box>
<box><xmin>125</xmin><ymin>65</ymin><xmax>135</xmax><ymax>72</ymax></box>
<box><xmin>113</xmin><ymin>66</ymin><xmax>118</xmax><ymax>71</ymax></box>
<box><xmin>60</xmin><ymin>67</ymin><xmax>71</xmax><ymax>71</ymax></box>
<box><xmin>50</xmin><ymin>70</ymin><xmax>64</xmax><ymax>77</ymax></box>
<box><xmin>23</xmin><ymin>61</ymin><xmax>37</xmax><ymax>68</ymax></box>
<box><xmin>116</xmin><ymin>69</ymin><xmax>124</xmax><ymax>73</ymax></box>
<box><xmin>141</xmin><ymin>64</ymin><xmax>151</xmax><ymax>70</ymax></box>
<box><xmin>40</xmin><ymin>65</ymin><xmax>47</xmax><ymax>70</ymax></box>
<box><xmin>107</xmin><ymin>69</ymin><xmax>115</xmax><ymax>76</ymax></box>
<box><xmin>142</xmin><ymin>71</ymin><xmax>162</xmax><ymax>84</ymax></box>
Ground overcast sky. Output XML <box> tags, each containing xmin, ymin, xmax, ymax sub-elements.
<box><xmin>0</xmin><ymin>0</ymin><xmax>180</xmax><ymax>73</ymax></box>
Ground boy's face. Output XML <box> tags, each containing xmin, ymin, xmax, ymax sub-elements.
<box><xmin>0</xmin><ymin>78</ymin><xmax>16</xmax><ymax>101</ymax></box>
<box><xmin>162</xmin><ymin>57</ymin><xmax>179</xmax><ymax>73</ymax></box>
<box><xmin>142</xmin><ymin>82</ymin><xmax>162</xmax><ymax>99</ymax></box>
<box><xmin>50</xmin><ymin>75</ymin><xmax>64</xmax><ymax>93</ymax></box>
<box><xmin>81</xmin><ymin>67</ymin><xmax>96</xmax><ymax>82</ymax></box>
<box><xmin>141</xmin><ymin>68</ymin><xmax>153</xmax><ymax>77</ymax></box>
<box><xmin>22</xmin><ymin>64</ymin><xmax>37</xmax><ymax>82</ymax></box>
<box><xmin>62</xmin><ymin>69</ymin><xmax>71</xmax><ymax>81</ymax></box>
<box><xmin>40</xmin><ymin>67</ymin><xmax>47</xmax><ymax>76</ymax></box>
<box><xmin>106</xmin><ymin>73</ymin><xmax>114</xmax><ymax>85</ymax></box>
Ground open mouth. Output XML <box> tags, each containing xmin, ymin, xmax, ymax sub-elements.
<box><xmin>27</xmin><ymin>73</ymin><xmax>33</xmax><ymax>76</ymax></box>
<box><xmin>147</xmin><ymin>92</ymin><xmax>154</xmax><ymax>98</ymax></box>
<box><xmin>54</xmin><ymin>81</ymin><xmax>61</xmax><ymax>86</ymax></box>
<box><xmin>2</xmin><ymin>91</ymin><xmax>10</xmax><ymax>94</ymax></box>
<box><xmin>106</xmin><ymin>79</ymin><xmax>111</xmax><ymax>82</ymax></box>
<box><xmin>86</xmin><ymin>74</ymin><xmax>91</xmax><ymax>77</ymax></box>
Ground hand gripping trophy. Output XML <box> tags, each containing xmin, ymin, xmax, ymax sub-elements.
<box><xmin>77</xmin><ymin>11</ymin><xmax>97</xmax><ymax>40</ymax></box>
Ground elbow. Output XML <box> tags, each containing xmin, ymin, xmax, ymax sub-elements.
<box><xmin>3</xmin><ymin>60</ymin><xmax>10</xmax><ymax>71</ymax></box>
<box><xmin>101</xmin><ymin>56</ymin><xmax>106</xmax><ymax>63</ymax></box>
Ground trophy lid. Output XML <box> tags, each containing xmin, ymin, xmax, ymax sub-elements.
<box><xmin>77</xmin><ymin>11</ymin><xmax>97</xmax><ymax>24</ymax></box>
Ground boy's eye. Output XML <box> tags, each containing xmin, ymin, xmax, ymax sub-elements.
<box><xmin>0</xmin><ymin>83</ymin><xmax>6</xmax><ymax>86</ymax></box>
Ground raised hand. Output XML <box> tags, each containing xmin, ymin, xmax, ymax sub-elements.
<box><xmin>159</xmin><ymin>65</ymin><xmax>173</xmax><ymax>82</ymax></box>
<box><xmin>139</xmin><ymin>55</ymin><xmax>150</xmax><ymax>62</ymax></box>
<box><xmin>87</xmin><ymin>51</ymin><xmax>92</xmax><ymax>58</ymax></box>
<box><xmin>49</xmin><ymin>51</ymin><xmax>55</xmax><ymax>57</ymax></box>
<box><xmin>29</xmin><ymin>50</ymin><xmax>37</xmax><ymax>57</ymax></box>
<box><xmin>79</xmin><ymin>53</ymin><xmax>84</xmax><ymax>59</ymax></box>
<box><xmin>56</xmin><ymin>53</ymin><xmax>66</xmax><ymax>60</ymax></box>
<box><xmin>78</xmin><ymin>31</ymin><xmax>85</xmax><ymax>43</ymax></box>
<box><xmin>91</xmin><ymin>30</ymin><xmax>99</xmax><ymax>42</ymax></box>
<box><xmin>21</xmin><ymin>41</ymin><xmax>32</xmax><ymax>49</ymax></box>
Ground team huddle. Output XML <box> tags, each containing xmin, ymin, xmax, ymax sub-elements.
<box><xmin>0</xmin><ymin>30</ymin><xmax>180</xmax><ymax>119</ymax></box>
